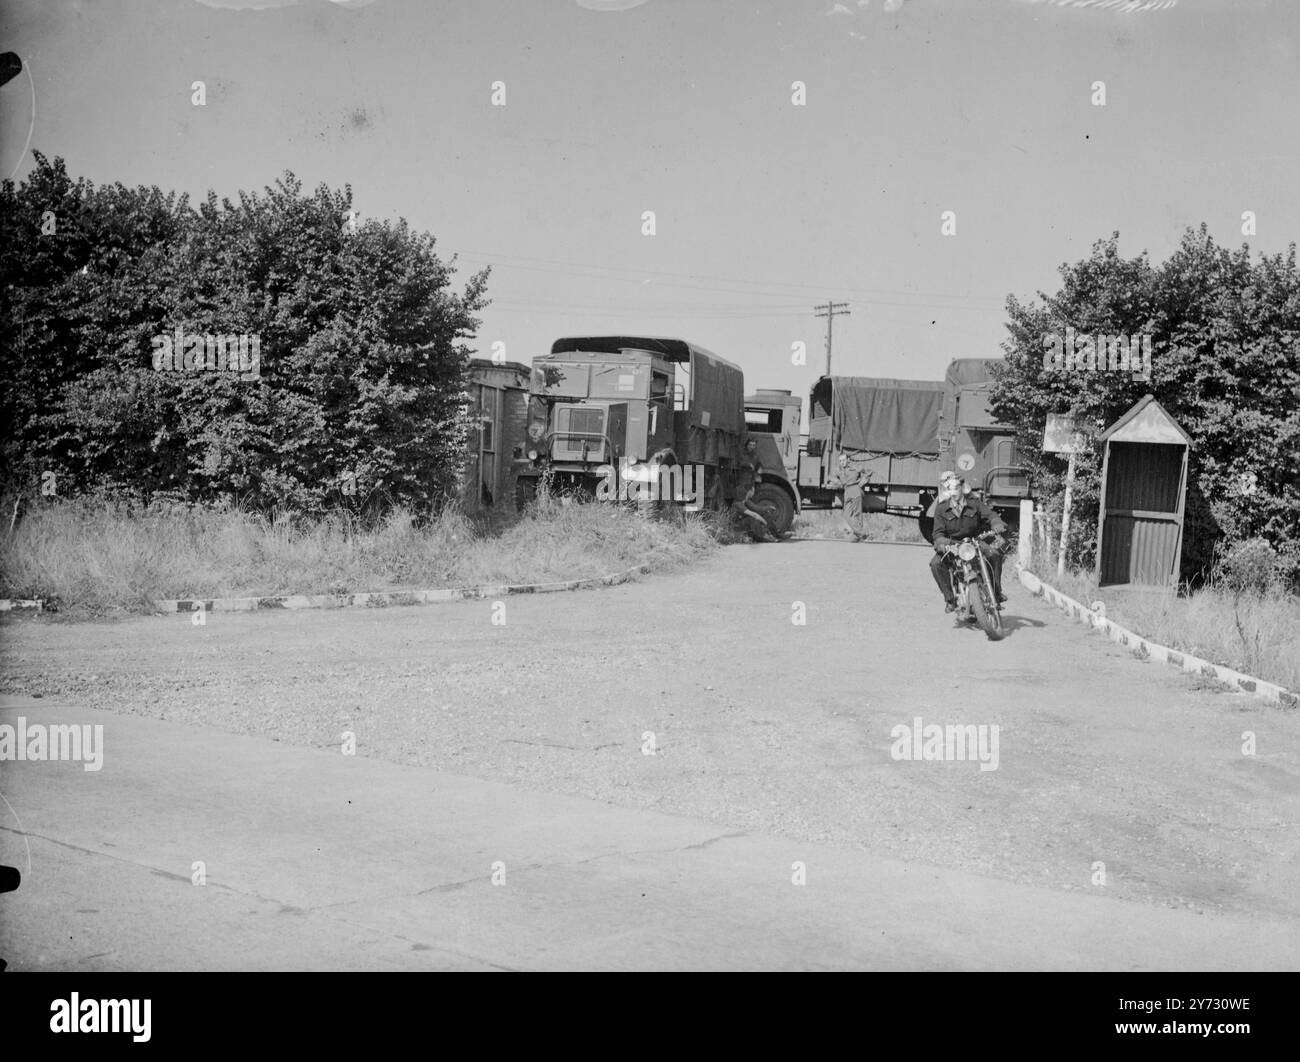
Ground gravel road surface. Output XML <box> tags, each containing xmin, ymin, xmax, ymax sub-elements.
<box><xmin>3</xmin><ymin>540</ymin><xmax>1298</xmax><ymax>934</ymax></box>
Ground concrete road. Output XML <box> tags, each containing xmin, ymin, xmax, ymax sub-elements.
<box><xmin>2</xmin><ymin>540</ymin><xmax>1298</xmax><ymax>969</ymax></box>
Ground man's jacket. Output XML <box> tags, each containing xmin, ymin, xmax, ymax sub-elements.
<box><xmin>932</xmin><ymin>496</ymin><xmax>1006</xmax><ymax>550</ymax></box>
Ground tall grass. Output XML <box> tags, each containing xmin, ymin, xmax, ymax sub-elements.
<box><xmin>0</xmin><ymin>493</ymin><xmax>717</xmax><ymax>614</ymax></box>
<box><xmin>1021</xmin><ymin>533</ymin><xmax>1300</xmax><ymax>692</ymax></box>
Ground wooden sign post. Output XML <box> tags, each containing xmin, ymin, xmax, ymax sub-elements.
<box><xmin>1043</xmin><ymin>414</ymin><xmax>1090</xmax><ymax>578</ymax></box>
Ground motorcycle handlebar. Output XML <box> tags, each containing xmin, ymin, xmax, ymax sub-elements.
<box><xmin>940</xmin><ymin>532</ymin><xmax>1004</xmax><ymax>559</ymax></box>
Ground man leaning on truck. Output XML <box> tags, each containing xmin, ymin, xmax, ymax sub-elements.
<box><xmin>730</xmin><ymin>440</ymin><xmax>778</xmax><ymax>542</ymax></box>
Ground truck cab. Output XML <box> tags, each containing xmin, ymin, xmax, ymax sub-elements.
<box><xmin>515</xmin><ymin>336</ymin><xmax>799</xmax><ymax>533</ymax></box>
<box><xmin>744</xmin><ymin>389</ymin><xmax>802</xmax><ymax>484</ymax></box>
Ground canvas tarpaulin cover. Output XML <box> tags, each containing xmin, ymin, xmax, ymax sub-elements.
<box><xmin>687</xmin><ymin>348</ymin><xmax>744</xmax><ymax>435</ymax></box>
<box><xmin>831</xmin><ymin>377</ymin><xmax>944</xmax><ymax>454</ymax></box>
<box><xmin>940</xmin><ymin>359</ymin><xmax>1001</xmax><ymax>434</ymax></box>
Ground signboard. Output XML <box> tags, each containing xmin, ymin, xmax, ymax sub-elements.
<box><xmin>1043</xmin><ymin>414</ymin><xmax>1092</xmax><ymax>455</ymax></box>
<box><xmin>1043</xmin><ymin>413</ymin><xmax>1099</xmax><ymax>576</ymax></box>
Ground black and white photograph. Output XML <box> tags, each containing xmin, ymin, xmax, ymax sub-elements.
<box><xmin>0</xmin><ymin>0</ymin><xmax>1297</xmax><ymax>1027</ymax></box>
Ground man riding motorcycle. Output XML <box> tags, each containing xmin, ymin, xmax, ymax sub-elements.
<box><xmin>929</xmin><ymin>471</ymin><xmax>1007</xmax><ymax>613</ymax></box>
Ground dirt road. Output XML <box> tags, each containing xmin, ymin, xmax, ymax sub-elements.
<box><xmin>3</xmin><ymin>540</ymin><xmax>1298</xmax><ymax>929</ymax></box>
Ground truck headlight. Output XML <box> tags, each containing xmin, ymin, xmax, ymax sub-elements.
<box><xmin>528</xmin><ymin>448</ymin><xmax>539</xmax><ymax>461</ymax></box>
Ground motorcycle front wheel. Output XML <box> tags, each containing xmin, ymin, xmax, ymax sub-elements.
<box><xmin>970</xmin><ymin>582</ymin><xmax>1005</xmax><ymax>641</ymax></box>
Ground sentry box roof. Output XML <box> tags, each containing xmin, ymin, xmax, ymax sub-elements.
<box><xmin>1097</xmin><ymin>394</ymin><xmax>1193</xmax><ymax>447</ymax></box>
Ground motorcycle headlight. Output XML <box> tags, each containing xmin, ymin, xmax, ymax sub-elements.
<box><xmin>958</xmin><ymin>541</ymin><xmax>977</xmax><ymax>561</ymax></box>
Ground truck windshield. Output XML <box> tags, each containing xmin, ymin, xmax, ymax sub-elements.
<box><xmin>590</xmin><ymin>364</ymin><xmax>649</xmax><ymax>399</ymax></box>
<box><xmin>745</xmin><ymin>407</ymin><xmax>783</xmax><ymax>432</ymax></box>
<box><xmin>533</xmin><ymin>363</ymin><xmax>589</xmax><ymax>398</ymax></box>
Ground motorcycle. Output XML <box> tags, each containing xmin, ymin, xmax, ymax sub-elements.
<box><xmin>942</xmin><ymin>530</ymin><xmax>1005</xmax><ymax>640</ymax></box>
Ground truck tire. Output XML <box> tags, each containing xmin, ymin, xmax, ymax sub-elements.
<box><xmin>751</xmin><ymin>483</ymin><xmax>795</xmax><ymax>536</ymax></box>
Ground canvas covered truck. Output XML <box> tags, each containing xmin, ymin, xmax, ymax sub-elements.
<box><xmin>746</xmin><ymin>376</ymin><xmax>944</xmax><ymax>528</ymax></box>
<box><xmin>513</xmin><ymin>336</ymin><xmax>800</xmax><ymax>534</ymax></box>
<box><xmin>745</xmin><ymin>363</ymin><xmax>1030</xmax><ymax>541</ymax></box>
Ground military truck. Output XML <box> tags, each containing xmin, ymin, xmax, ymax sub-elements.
<box><xmin>743</xmin><ymin>376</ymin><xmax>944</xmax><ymax>527</ymax></box>
<box><xmin>514</xmin><ymin>336</ymin><xmax>800</xmax><ymax>534</ymax></box>
<box><xmin>745</xmin><ymin>362</ymin><xmax>1029</xmax><ymax>540</ymax></box>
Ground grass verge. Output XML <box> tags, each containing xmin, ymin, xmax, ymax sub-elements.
<box><xmin>0</xmin><ymin>495</ymin><xmax>718</xmax><ymax>615</ymax></box>
<box><xmin>1022</xmin><ymin>557</ymin><xmax>1300</xmax><ymax>693</ymax></box>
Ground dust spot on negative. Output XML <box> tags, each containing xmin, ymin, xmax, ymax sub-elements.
<box><xmin>347</xmin><ymin>107</ymin><xmax>372</xmax><ymax>131</ymax></box>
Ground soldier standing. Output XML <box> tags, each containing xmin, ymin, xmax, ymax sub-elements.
<box><xmin>838</xmin><ymin>452</ymin><xmax>871</xmax><ymax>540</ymax></box>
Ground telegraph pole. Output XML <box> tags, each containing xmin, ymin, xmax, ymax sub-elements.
<box><xmin>814</xmin><ymin>300</ymin><xmax>850</xmax><ymax>375</ymax></box>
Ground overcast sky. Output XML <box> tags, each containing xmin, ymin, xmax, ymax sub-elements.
<box><xmin>2</xmin><ymin>0</ymin><xmax>1296</xmax><ymax>398</ymax></box>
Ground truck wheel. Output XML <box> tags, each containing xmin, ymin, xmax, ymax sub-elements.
<box><xmin>751</xmin><ymin>483</ymin><xmax>795</xmax><ymax>536</ymax></box>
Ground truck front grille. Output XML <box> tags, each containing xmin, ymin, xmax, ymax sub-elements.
<box><xmin>554</xmin><ymin>406</ymin><xmax>605</xmax><ymax>459</ymax></box>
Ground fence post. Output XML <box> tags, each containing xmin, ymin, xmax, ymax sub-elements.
<box><xmin>1018</xmin><ymin>499</ymin><xmax>1033</xmax><ymax>569</ymax></box>
<box><xmin>1058</xmin><ymin>449</ymin><xmax>1077</xmax><ymax>578</ymax></box>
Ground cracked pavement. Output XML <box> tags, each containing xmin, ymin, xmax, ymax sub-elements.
<box><xmin>2</xmin><ymin>540</ymin><xmax>1299</xmax><ymax>969</ymax></box>
<box><xmin>3</xmin><ymin>693</ymin><xmax>1300</xmax><ymax>969</ymax></box>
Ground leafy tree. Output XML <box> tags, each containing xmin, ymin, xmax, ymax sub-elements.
<box><xmin>1</xmin><ymin>153</ymin><xmax>191</xmax><ymax>496</ymax></box>
<box><xmin>1</xmin><ymin>155</ymin><xmax>489</xmax><ymax>514</ymax></box>
<box><xmin>993</xmin><ymin>227</ymin><xmax>1300</xmax><ymax>584</ymax></box>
